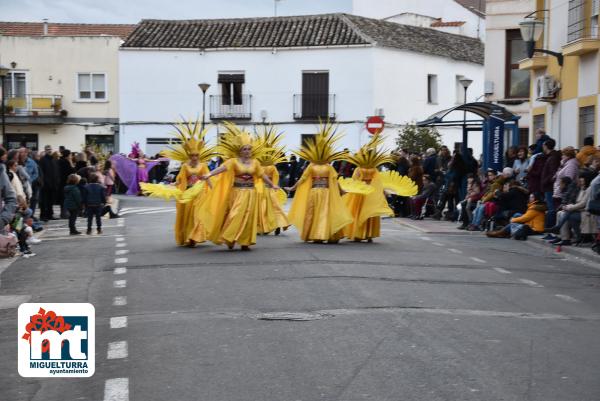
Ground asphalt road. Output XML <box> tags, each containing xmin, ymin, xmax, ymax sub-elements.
<box><xmin>1</xmin><ymin>195</ymin><xmax>600</xmax><ymax>401</ymax></box>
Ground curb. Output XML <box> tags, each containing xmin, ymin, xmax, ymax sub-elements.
<box><xmin>528</xmin><ymin>236</ymin><xmax>600</xmax><ymax>270</ymax></box>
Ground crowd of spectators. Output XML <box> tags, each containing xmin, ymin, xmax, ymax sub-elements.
<box><xmin>0</xmin><ymin>144</ymin><xmax>120</xmax><ymax>258</ymax></box>
<box><xmin>373</xmin><ymin>130</ymin><xmax>600</xmax><ymax>252</ymax></box>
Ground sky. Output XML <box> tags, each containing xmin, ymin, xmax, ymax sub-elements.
<box><xmin>0</xmin><ymin>0</ymin><xmax>352</xmax><ymax>23</ymax></box>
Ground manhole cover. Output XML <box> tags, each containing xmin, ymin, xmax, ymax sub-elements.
<box><xmin>256</xmin><ymin>312</ymin><xmax>332</xmax><ymax>321</ymax></box>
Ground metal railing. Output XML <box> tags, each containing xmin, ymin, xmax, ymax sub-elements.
<box><xmin>293</xmin><ymin>94</ymin><xmax>336</xmax><ymax>120</ymax></box>
<box><xmin>209</xmin><ymin>94</ymin><xmax>252</xmax><ymax>119</ymax></box>
<box><xmin>3</xmin><ymin>94</ymin><xmax>64</xmax><ymax>116</ymax></box>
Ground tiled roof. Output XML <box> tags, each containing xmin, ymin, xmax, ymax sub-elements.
<box><xmin>0</xmin><ymin>22</ymin><xmax>136</xmax><ymax>40</ymax></box>
<box><xmin>123</xmin><ymin>13</ymin><xmax>484</xmax><ymax>64</ymax></box>
<box><xmin>430</xmin><ymin>20</ymin><xmax>466</xmax><ymax>27</ymax></box>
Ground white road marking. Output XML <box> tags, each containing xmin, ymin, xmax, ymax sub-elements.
<box><xmin>420</xmin><ymin>236</ymin><xmax>432</xmax><ymax>241</ymax></box>
<box><xmin>115</xmin><ymin>258</ymin><xmax>128</xmax><ymax>264</ymax></box>
<box><xmin>137</xmin><ymin>209</ymin><xmax>176</xmax><ymax>215</ymax></box>
<box><xmin>519</xmin><ymin>278</ymin><xmax>543</xmax><ymax>288</ymax></box>
<box><xmin>493</xmin><ymin>267</ymin><xmax>511</xmax><ymax>274</ymax></box>
<box><xmin>116</xmin><ymin>243</ymin><xmax>127</xmax><ymax>248</ymax></box>
<box><xmin>115</xmin><ymin>237</ymin><xmax>125</xmax><ymax>242</ymax></box>
<box><xmin>470</xmin><ymin>257</ymin><xmax>486</xmax><ymax>263</ymax></box>
<box><xmin>448</xmin><ymin>248</ymin><xmax>462</xmax><ymax>254</ymax></box>
<box><xmin>114</xmin><ymin>267</ymin><xmax>127</xmax><ymax>275</ymax></box>
<box><xmin>432</xmin><ymin>242</ymin><xmax>445</xmax><ymax>246</ymax></box>
<box><xmin>113</xmin><ymin>296</ymin><xmax>127</xmax><ymax>306</ymax></box>
<box><xmin>113</xmin><ymin>280</ymin><xmax>127</xmax><ymax>288</ymax></box>
<box><xmin>115</xmin><ymin>250</ymin><xmax>129</xmax><ymax>256</ymax></box>
<box><xmin>103</xmin><ymin>378</ymin><xmax>129</xmax><ymax>401</ymax></box>
<box><xmin>107</xmin><ymin>341</ymin><xmax>128</xmax><ymax>359</ymax></box>
<box><xmin>555</xmin><ymin>294</ymin><xmax>580</xmax><ymax>303</ymax></box>
<box><xmin>110</xmin><ymin>316</ymin><xmax>128</xmax><ymax>329</ymax></box>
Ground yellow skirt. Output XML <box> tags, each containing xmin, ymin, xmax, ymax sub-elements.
<box><xmin>258</xmin><ymin>189</ymin><xmax>289</xmax><ymax>234</ymax></box>
<box><xmin>343</xmin><ymin>193</ymin><xmax>381</xmax><ymax>240</ymax></box>
<box><xmin>220</xmin><ymin>187</ymin><xmax>258</xmax><ymax>246</ymax></box>
<box><xmin>301</xmin><ymin>188</ymin><xmax>343</xmax><ymax>242</ymax></box>
<box><xmin>183</xmin><ymin>194</ymin><xmax>208</xmax><ymax>245</ymax></box>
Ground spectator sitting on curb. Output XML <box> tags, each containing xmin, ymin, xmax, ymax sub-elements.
<box><xmin>486</xmin><ymin>193</ymin><xmax>547</xmax><ymax>240</ymax></box>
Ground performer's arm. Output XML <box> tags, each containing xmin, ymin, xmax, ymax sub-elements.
<box><xmin>262</xmin><ymin>174</ymin><xmax>280</xmax><ymax>190</ymax></box>
<box><xmin>200</xmin><ymin>165</ymin><xmax>227</xmax><ymax>180</ymax></box>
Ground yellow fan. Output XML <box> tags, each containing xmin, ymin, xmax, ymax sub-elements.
<box><xmin>140</xmin><ymin>183</ymin><xmax>182</xmax><ymax>201</ymax></box>
<box><xmin>179</xmin><ymin>182</ymin><xmax>207</xmax><ymax>204</ymax></box>
<box><xmin>379</xmin><ymin>171</ymin><xmax>418</xmax><ymax>196</ymax></box>
<box><xmin>276</xmin><ymin>188</ymin><xmax>288</xmax><ymax>205</ymax></box>
<box><xmin>338</xmin><ymin>177</ymin><xmax>374</xmax><ymax>195</ymax></box>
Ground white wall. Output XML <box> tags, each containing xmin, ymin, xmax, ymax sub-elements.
<box><xmin>352</xmin><ymin>0</ymin><xmax>485</xmax><ymax>39</ymax></box>
<box><xmin>120</xmin><ymin>45</ymin><xmax>484</xmax><ymax>154</ymax></box>
<box><xmin>372</xmin><ymin>47</ymin><xmax>485</xmax><ymax>154</ymax></box>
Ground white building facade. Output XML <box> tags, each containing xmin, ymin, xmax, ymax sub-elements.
<box><xmin>484</xmin><ymin>0</ymin><xmax>534</xmax><ymax>146</ymax></box>
<box><xmin>351</xmin><ymin>0</ymin><xmax>486</xmax><ymax>39</ymax></box>
<box><xmin>0</xmin><ymin>21</ymin><xmax>135</xmax><ymax>152</ymax></box>
<box><xmin>119</xmin><ymin>13</ymin><xmax>484</xmax><ymax>155</ymax></box>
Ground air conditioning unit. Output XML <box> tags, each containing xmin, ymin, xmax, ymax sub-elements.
<box><xmin>535</xmin><ymin>75</ymin><xmax>560</xmax><ymax>101</ymax></box>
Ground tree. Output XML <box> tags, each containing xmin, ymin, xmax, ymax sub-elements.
<box><xmin>395</xmin><ymin>124</ymin><xmax>443</xmax><ymax>154</ymax></box>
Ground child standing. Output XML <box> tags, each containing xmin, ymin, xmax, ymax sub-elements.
<box><xmin>85</xmin><ymin>173</ymin><xmax>106</xmax><ymax>235</ymax></box>
<box><xmin>64</xmin><ymin>174</ymin><xmax>82</xmax><ymax>235</ymax></box>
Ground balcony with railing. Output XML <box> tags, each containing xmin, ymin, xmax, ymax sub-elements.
<box><xmin>293</xmin><ymin>94</ymin><xmax>336</xmax><ymax>121</ymax></box>
<box><xmin>2</xmin><ymin>94</ymin><xmax>66</xmax><ymax>124</ymax></box>
<box><xmin>564</xmin><ymin>0</ymin><xmax>600</xmax><ymax>55</ymax></box>
<box><xmin>209</xmin><ymin>94</ymin><xmax>252</xmax><ymax>120</ymax></box>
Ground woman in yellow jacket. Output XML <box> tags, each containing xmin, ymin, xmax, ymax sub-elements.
<box><xmin>343</xmin><ymin>136</ymin><xmax>395</xmax><ymax>242</ymax></box>
<box><xmin>285</xmin><ymin>123</ymin><xmax>353</xmax><ymax>243</ymax></box>
<box><xmin>486</xmin><ymin>193</ymin><xmax>547</xmax><ymax>240</ymax></box>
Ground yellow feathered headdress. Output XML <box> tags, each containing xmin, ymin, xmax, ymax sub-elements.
<box><xmin>346</xmin><ymin>135</ymin><xmax>394</xmax><ymax>169</ymax></box>
<box><xmin>254</xmin><ymin>125</ymin><xmax>287</xmax><ymax>166</ymax></box>
<box><xmin>294</xmin><ymin>121</ymin><xmax>348</xmax><ymax>164</ymax></box>
<box><xmin>160</xmin><ymin>118</ymin><xmax>216</xmax><ymax>163</ymax></box>
<box><xmin>217</xmin><ymin>121</ymin><xmax>268</xmax><ymax>160</ymax></box>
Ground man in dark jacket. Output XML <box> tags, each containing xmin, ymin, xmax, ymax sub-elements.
<box><xmin>84</xmin><ymin>173</ymin><xmax>106</xmax><ymax>235</ymax></box>
<box><xmin>57</xmin><ymin>150</ymin><xmax>75</xmax><ymax>218</ymax></box>
<box><xmin>423</xmin><ymin>148</ymin><xmax>438</xmax><ymax>182</ymax></box>
<box><xmin>495</xmin><ymin>180</ymin><xmax>529</xmax><ymax>218</ymax></box>
<box><xmin>533</xmin><ymin>129</ymin><xmax>550</xmax><ymax>154</ymax></box>
<box><xmin>540</xmin><ymin>138</ymin><xmax>561</xmax><ymax>227</ymax></box>
<box><xmin>38</xmin><ymin>145</ymin><xmax>60</xmax><ymax>221</ymax></box>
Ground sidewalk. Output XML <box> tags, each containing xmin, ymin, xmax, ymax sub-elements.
<box><xmin>391</xmin><ymin>216</ymin><xmax>600</xmax><ymax>267</ymax></box>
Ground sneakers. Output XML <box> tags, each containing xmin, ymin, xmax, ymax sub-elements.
<box><xmin>27</xmin><ymin>237</ymin><xmax>42</xmax><ymax>245</ymax></box>
<box><xmin>22</xmin><ymin>249</ymin><xmax>36</xmax><ymax>258</ymax></box>
<box><xmin>86</xmin><ymin>229</ymin><xmax>92</xmax><ymax>235</ymax></box>
<box><xmin>97</xmin><ymin>228</ymin><xmax>102</xmax><ymax>235</ymax></box>
<box><xmin>541</xmin><ymin>234</ymin><xmax>556</xmax><ymax>241</ymax></box>
<box><xmin>70</xmin><ymin>231</ymin><xmax>82</xmax><ymax>235</ymax></box>
<box><xmin>549</xmin><ymin>237</ymin><xmax>562</xmax><ymax>244</ymax></box>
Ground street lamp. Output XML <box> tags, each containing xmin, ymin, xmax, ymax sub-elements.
<box><xmin>0</xmin><ymin>65</ymin><xmax>9</xmax><ymax>141</ymax></box>
<box><xmin>519</xmin><ymin>14</ymin><xmax>563</xmax><ymax>66</ymax></box>
<box><xmin>198</xmin><ymin>82</ymin><xmax>210</xmax><ymax>131</ymax></box>
<box><xmin>459</xmin><ymin>77</ymin><xmax>473</xmax><ymax>155</ymax></box>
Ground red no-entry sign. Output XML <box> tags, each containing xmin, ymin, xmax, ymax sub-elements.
<box><xmin>366</xmin><ymin>116</ymin><xmax>384</xmax><ymax>135</ymax></box>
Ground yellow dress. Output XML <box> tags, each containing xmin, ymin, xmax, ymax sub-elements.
<box><xmin>288</xmin><ymin>163</ymin><xmax>353</xmax><ymax>242</ymax></box>
<box><xmin>343</xmin><ymin>167</ymin><xmax>393</xmax><ymax>240</ymax></box>
<box><xmin>175</xmin><ymin>163</ymin><xmax>209</xmax><ymax>246</ymax></box>
<box><xmin>199</xmin><ymin>158</ymin><xmax>265</xmax><ymax>247</ymax></box>
<box><xmin>258</xmin><ymin>165</ymin><xmax>289</xmax><ymax>234</ymax></box>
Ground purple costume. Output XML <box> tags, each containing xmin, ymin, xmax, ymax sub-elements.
<box><xmin>110</xmin><ymin>143</ymin><xmax>164</xmax><ymax>195</ymax></box>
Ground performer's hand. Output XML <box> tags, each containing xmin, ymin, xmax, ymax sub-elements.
<box><xmin>283</xmin><ymin>186</ymin><xmax>291</xmax><ymax>192</ymax></box>
<box><xmin>199</xmin><ymin>174</ymin><xmax>210</xmax><ymax>181</ymax></box>
<box><xmin>273</xmin><ymin>185</ymin><xmax>281</xmax><ymax>191</ymax></box>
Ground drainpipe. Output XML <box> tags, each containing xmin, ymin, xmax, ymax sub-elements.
<box><xmin>42</xmin><ymin>19</ymin><xmax>48</xmax><ymax>35</ymax></box>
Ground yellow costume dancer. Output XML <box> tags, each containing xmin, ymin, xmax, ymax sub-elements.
<box><xmin>285</xmin><ymin>123</ymin><xmax>353</xmax><ymax>243</ymax></box>
<box><xmin>255</xmin><ymin>126</ymin><xmax>290</xmax><ymax>235</ymax></box>
<box><xmin>160</xmin><ymin>119</ymin><xmax>215</xmax><ymax>246</ymax></box>
<box><xmin>199</xmin><ymin>122</ymin><xmax>279</xmax><ymax>251</ymax></box>
<box><xmin>343</xmin><ymin>136</ymin><xmax>394</xmax><ymax>242</ymax></box>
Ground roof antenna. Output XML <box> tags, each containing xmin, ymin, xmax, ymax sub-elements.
<box><xmin>42</xmin><ymin>18</ymin><xmax>48</xmax><ymax>35</ymax></box>
<box><xmin>274</xmin><ymin>0</ymin><xmax>282</xmax><ymax>17</ymax></box>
